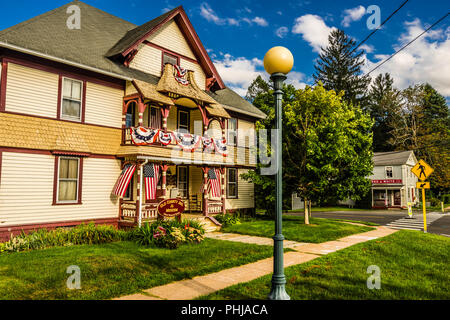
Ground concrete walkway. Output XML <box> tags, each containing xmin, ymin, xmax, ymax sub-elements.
<box><xmin>116</xmin><ymin>226</ymin><xmax>397</xmax><ymax>300</ymax></box>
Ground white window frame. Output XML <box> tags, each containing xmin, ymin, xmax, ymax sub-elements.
<box><xmin>56</xmin><ymin>157</ymin><xmax>80</xmax><ymax>204</ymax></box>
<box><xmin>227</xmin><ymin>118</ymin><xmax>237</xmax><ymax>146</ymax></box>
<box><xmin>385</xmin><ymin>166</ymin><xmax>393</xmax><ymax>178</ymax></box>
<box><xmin>61</xmin><ymin>77</ymin><xmax>83</xmax><ymax>122</ymax></box>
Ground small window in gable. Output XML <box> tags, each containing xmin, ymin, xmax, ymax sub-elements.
<box><xmin>163</xmin><ymin>52</ymin><xmax>179</xmax><ymax>67</ymax></box>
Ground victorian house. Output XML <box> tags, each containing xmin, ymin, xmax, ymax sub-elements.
<box><xmin>0</xmin><ymin>1</ymin><xmax>265</xmax><ymax>240</ymax></box>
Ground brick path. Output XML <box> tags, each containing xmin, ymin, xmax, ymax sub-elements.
<box><xmin>115</xmin><ymin>226</ymin><xmax>397</xmax><ymax>300</ymax></box>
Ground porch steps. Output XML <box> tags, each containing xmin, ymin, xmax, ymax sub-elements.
<box><xmin>183</xmin><ymin>214</ymin><xmax>222</xmax><ymax>233</ymax></box>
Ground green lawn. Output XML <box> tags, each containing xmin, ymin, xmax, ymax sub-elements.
<box><xmin>222</xmin><ymin>216</ymin><xmax>374</xmax><ymax>243</ymax></box>
<box><xmin>201</xmin><ymin>230</ymin><xmax>450</xmax><ymax>300</ymax></box>
<box><xmin>0</xmin><ymin>239</ymin><xmax>275</xmax><ymax>300</ymax></box>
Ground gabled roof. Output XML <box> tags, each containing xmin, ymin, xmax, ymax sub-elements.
<box><xmin>373</xmin><ymin>151</ymin><xmax>415</xmax><ymax>166</ymax></box>
<box><xmin>0</xmin><ymin>0</ymin><xmax>265</xmax><ymax>119</ymax></box>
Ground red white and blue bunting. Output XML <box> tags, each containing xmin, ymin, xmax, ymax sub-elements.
<box><xmin>159</xmin><ymin>131</ymin><xmax>173</xmax><ymax>146</ymax></box>
<box><xmin>130</xmin><ymin>127</ymin><xmax>160</xmax><ymax>145</ymax></box>
<box><xmin>213</xmin><ymin>138</ymin><xmax>228</xmax><ymax>157</ymax></box>
<box><xmin>202</xmin><ymin>136</ymin><xmax>215</xmax><ymax>152</ymax></box>
<box><xmin>174</xmin><ymin>65</ymin><xmax>189</xmax><ymax>86</ymax></box>
<box><xmin>172</xmin><ymin>132</ymin><xmax>202</xmax><ymax>152</ymax></box>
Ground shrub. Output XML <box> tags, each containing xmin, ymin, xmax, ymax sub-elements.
<box><xmin>215</xmin><ymin>213</ymin><xmax>241</xmax><ymax>227</ymax></box>
<box><xmin>0</xmin><ymin>223</ymin><xmax>126</xmax><ymax>254</ymax></box>
<box><xmin>130</xmin><ymin>219</ymin><xmax>205</xmax><ymax>249</ymax></box>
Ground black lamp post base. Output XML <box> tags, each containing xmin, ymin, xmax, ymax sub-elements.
<box><xmin>268</xmin><ymin>284</ymin><xmax>290</xmax><ymax>300</ymax></box>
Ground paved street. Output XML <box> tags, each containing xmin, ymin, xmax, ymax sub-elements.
<box><xmin>293</xmin><ymin>210</ymin><xmax>450</xmax><ymax>237</ymax></box>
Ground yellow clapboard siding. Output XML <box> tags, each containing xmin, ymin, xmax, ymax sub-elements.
<box><xmin>5</xmin><ymin>63</ymin><xmax>59</xmax><ymax>118</ymax></box>
<box><xmin>180</xmin><ymin>59</ymin><xmax>206</xmax><ymax>91</ymax></box>
<box><xmin>0</xmin><ymin>152</ymin><xmax>121</xmax><ymax>226</ymax></box>
<box><xmin>85</xmin><ymin>82</ymin><xmax>124</xmax><ymax>128</ymax></box>
<box><xmin>148</xmin><ymin>20</ymin><xmax>196</xmax><ymax>60</ymax></box>
<box><xmin>130</xmin><ymin>44</ymin><xmax>163</xmax><ymax>77</ymax></box>
<box><xmin>226</xmin><ymin>169</ymin><xmax>255</xmax><ymax>210</ymax></box>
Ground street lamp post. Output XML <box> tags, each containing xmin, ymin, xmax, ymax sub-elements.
<box><xmin>263</xmin><ymin>46</ymin><xmax>294</xmax><ymax>301</ymax></box>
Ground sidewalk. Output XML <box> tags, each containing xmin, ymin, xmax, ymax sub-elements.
<box><xmin>115</xmin><ymin>226</ymin><xmax>397</xmax><ymax>300</ymax></box>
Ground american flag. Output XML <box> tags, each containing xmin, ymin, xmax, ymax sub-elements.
<box><xmin>113</xmin><ymin>164</ymin><xmax>136</xmax><ymax>197</ymax></box>
<box><xmin>208</xmin><ymin>168</ymin><xmax>222</xmax><ymax>198</ymax></box>
<box><xmin>144</xmin><ymin>163</ymin><xmax>160</xmax><ymax>200</ymax></box>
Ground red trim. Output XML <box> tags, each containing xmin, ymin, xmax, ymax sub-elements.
<box><xmin>82</xmin><ymin>80</ymin><xmax>87</xmax><ymax>123</ymax></box>
<box><xmin>0</xmin><ymin>218</ymin><xmax>119</xmax><ymax>242</ymax></box>
<box><xmin>51</xmin><ymin>151</ymin><xmax>91</xmax><ymax>157</ymax></box>
<box><xmin>1</xmin><ymin>110</ymin><xmax>122</xmax><ymax>130</ymax></box>
<box><xmin>0</xmin><ymin>59</ymin><xmax>8</xmax><ymax>111</ymax></box>
<box><xmin>0</xmin><ymin>147</ymin><xmax>117</xmax><ymax>159</ymax></box>
<box><xmin>119</xmin><ymin>7</ymin><xmax>225</xmax><ymax>90</ymax></box>
<box><xmin>56</xmin><ymin>75</ymin><xmax>62</xmax><ymax>119</ymax></box>
<box><xmin>52</xmin><ymin>157</ymin><xmax>59</xmax><ymax>205</ymax></box>
<box><xmin>144</xmin><ymin>40</ymin><xmax>197</xmax><ymax>65</ymax></box>
<box><xmin>2</xmin><ymin>54</ymin><xmax>124</xmax><ymax>90</ymax></box>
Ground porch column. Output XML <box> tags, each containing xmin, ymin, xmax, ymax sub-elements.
<box><xmin>198</xmin><ymin>105</ymin><xmax>210</xmax><ymax>134</ymax></box>
<box><xmin>202</xmin><ymin>167</ymin><xmax>209</xmax><ymax>216</ymax></box>
<box><xmin>161</xmin><ymin>165</ymin><xmax>169</xmax><ymax>198</ymax></box>
<box><xmin>371</xmin><ymin>188</ymin><xmax>374</xmax><ymax>208</ymax></box>
<box><xmin>161</xmin><ymin>106</ymin><xmax>172</xmax><ymax>132</ymax></box>
<box><xmin>221</xmin><ymin>168</ymin><xmax>226</xmax><ymax>214</ymax></box>
<box><xmin>385</xmin><ymin>188</ymin><xmax>388</xmax><ymax>207</ymax></box>
<box><xmin>138</xmin><ymin>97</ymin><xmax>146</xmax><ymax>127</ymax></box>
<box><xmin>136</xmin><ymin>162</ymin><xmax>142</xmax><ymax>225</ymax></box>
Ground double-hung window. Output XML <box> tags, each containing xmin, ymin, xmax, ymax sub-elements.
<box><xmin>227</xmin><ymin>168</ymin><xmax>238</xmax><ymax>199</ymax></box>
<box><xmin>57</xmin><ymin>157</ymin><xmax>80</xmax><ymax>203</ymax></box>
<box><xmin>61</xmin><ymin>78</ymin><xmax>83</xmax><ymax>121</ymax></box>
<box><xmin>386</xmin><ymin>166</ymin><xmax>393</xmax><ymax>178</ymax></box>
<box><xmin>227</xmin><ymin>118</ymin><xmax>237</xmax><ymax>146</ymax></box>
<box><xmin>178</xmin><ymin>110</ymin><xmax>190</xmax><ymax>133</ymax></box>
<box><xmin>177</xmin><ymin>166</ymin><xmax>188</xmax><ymax>198</ymax></box>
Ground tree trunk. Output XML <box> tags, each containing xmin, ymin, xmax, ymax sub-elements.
<box><xmin>309</xmin><ymin>200</ymin><xmax>312</xmax><ymax>219</ymax></box>
<box><xmin>304</xmin><ymin>199</ymin><xmax>310</xmax><ymax>225</ymax></box>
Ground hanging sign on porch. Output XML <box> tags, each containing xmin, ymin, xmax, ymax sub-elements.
<box><xmin>158</xmin><ymin>199</ymin><xmax>185</xmax><ymax>218</ymax></box>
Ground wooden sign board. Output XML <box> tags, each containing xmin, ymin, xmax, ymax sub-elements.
<box><xmin>158</xmin><ymin>199</ymin><xmax>185</xmax><ymax>218</ymax></box>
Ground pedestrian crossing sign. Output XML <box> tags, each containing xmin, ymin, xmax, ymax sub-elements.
<box><xmin>416</xmin><ymin>181</ymin><xmax>430</xmax><ymax>189</ymax></box>
<box><xmin>411</xmin><ymin>160</ymin><xmax>434</xmax><ymax>181</ymax></box>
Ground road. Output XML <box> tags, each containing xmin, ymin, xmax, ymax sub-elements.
<box><xmin>290</xmin><ymin>210</ymin><xmax>450</xmax><ymax>237</ymax></box>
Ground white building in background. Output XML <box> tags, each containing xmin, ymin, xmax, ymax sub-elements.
<box><xmin>370</xmin><ymin>151</ymin><xmax>419</xmax><ymax>209</ymax></box>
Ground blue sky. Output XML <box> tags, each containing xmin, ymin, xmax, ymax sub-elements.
<box><xmin>0</xmin><ymin>0</ymin><xmax>449</xmax><ymax>98</ymax></box>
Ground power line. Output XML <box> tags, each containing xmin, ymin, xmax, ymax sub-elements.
<box><xmin>353</xmin><ymin>0</ymin><xmax>410</xmax><ymax>53</ymax></box>
<box><xmin>366</xmin><ymin>12</ymin><xmax>450</xmax><ymax>76</ymax></box>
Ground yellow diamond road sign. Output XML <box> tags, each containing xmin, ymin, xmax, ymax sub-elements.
<box><xmin>411</xmin><ymin>159</ymin><xmax>434</xmax><ymax>181</ymax></box>
<box><xmin>416</xmin><ymin>181</ymin><xmax>430</xmax><ymax>189</ymax></box>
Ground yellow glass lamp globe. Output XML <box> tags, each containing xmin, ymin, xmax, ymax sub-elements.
<box><xmin>264</xmin><ymin>46</ymin><xmax>294</xmax><ymax>75</ymax></box>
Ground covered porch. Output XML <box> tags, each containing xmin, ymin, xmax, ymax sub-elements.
<box><xmin>116</xmin><ymin>156</ymin><xmax>228</xmax><ymax>227</ymax></box>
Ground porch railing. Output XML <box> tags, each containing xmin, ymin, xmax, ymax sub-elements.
<box><xmin>120</xmin><ymin>201</ymin><xmax>158</xmax><ymax>221</ymax></box>
<box><xmin>206</xmin><ymin>200</ymin><xmax>224</xmax><ymax>215</ymax></box>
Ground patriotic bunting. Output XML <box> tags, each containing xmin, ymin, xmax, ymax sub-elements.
<box><xmin>130</xmin><ymin>127</ymin><xmax>159</xmax><ymax>145</ymax></box>
<box><xmin>174</xmin><ymin>65</ymin><xmax>189</xmax><ymax>86</ymax></box>
<box><xmin>112</xmin><ymin>164</ymin><xmax>136</xmax><ymax>197</ymax></box>
<box><xmin>213</xmin><ymin>138</ymin><xmax>228</xmax><ymax>156</ymax></box>
<box><xmin>202</xmin><ymin>136</ymin><xmax>215</xmax><ymax>152</ymax></box>
<box><xmin>144</xmin><ymin>163</ymin><xmax>160</xmax><ymax>201</ymax></box>
<box><xmin>173</xmin><ymin>132</ymin><xmax>202</xmax><ymax>152</ymax></box>
<box><xmin>159</xmin><ymin>131</ymin><xmax>173</xmax><ymax>146</ymax></box>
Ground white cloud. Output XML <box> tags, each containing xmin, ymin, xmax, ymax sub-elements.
<box><xmin>363</xmin><ymin>19</ymin><xmax>450</xmax><ymax>97</ymax></box>
<box><xmin>275</xmin><ymin>26</ymin><xmax>289</xmax><ymax>38</ymax></box>
<box><xmin>252</xmin><ymin>17</ymin><xmax>269</xmax><ymax>27</ymax></box>
<box><xmin>359</xmin><ymin>44</ymin><xmax>374</xmax><ymax>53</ymax></box>
<box><xmin>213</xmin><ymin>54</ymin><xmax>308</xmax><ymax>96</ymax></box>
<box><xmin>341</xmin><ymin>5</ymin><xmax>366</xmax><ymax>27</ymax></box>
<box><xmin>199</xmin><ymin>3</ymin><xmax>269</xmax><ymax>28</ymax></box>
<box><xmin>292</xmin><ymin>14</ymin><xmax>336</xmax><ymax>52</ymax></box>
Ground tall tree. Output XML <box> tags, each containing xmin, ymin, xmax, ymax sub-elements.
<box><xmin>314</xmin><ymin>29</ymin><xmax>371</xmax><ymax>106</ymax></box>
<box><xmin>367</xmin><ymin>73</ymin><xmax>401</xmax><ymax>151</ymax></box>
